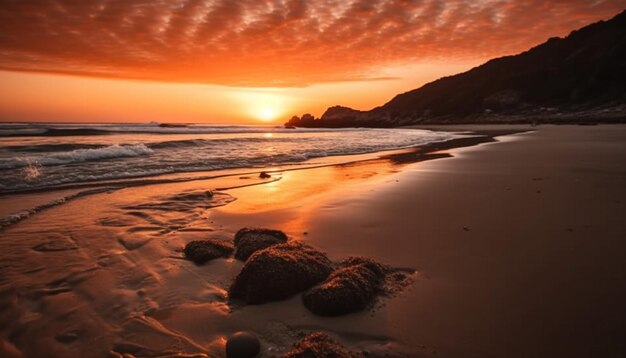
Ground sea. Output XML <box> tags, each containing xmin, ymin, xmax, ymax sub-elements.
<box><xmin>0</xmin><ymin>122</ymin><xmax>460</xmax><ymax>194</ymax></box>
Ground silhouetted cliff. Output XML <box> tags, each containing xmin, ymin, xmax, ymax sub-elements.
<box><xmin>286</xmin><ymin>10</ymin><xmax>626</xmax><ymax>127</ymax></box>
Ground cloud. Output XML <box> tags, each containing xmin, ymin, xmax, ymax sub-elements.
<box><xmin>0</xmin><ymin>0</ymin><xmax>623</xmax><ymax>86</ymax></box>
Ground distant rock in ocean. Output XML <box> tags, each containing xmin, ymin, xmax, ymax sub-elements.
<box><xmin>158</xmin><ymin>123</ymin><xmax>188</xmax><ymax>128</ymax></box>
<box><xmin>286</xmin><ymin>10</ymin><xmax>626</xmax><ymax>127</ymax></box>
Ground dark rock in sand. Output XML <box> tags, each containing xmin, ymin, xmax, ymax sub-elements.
<box><xmin>234</xmin><ymin>228</ymin><xmax>288</xmax><ymax>244</ymax></box>
<box><xmin>184</xmin><ymin>239</ymin><xmax>234</xmax><ymax>264</ymax></box>
<box><xmin>259</xmin><ymin>171</ymin><xmax>271</xmax><ymax>179</ymax></box>
<box><xmin>340</xmin><ymin>256</ymin><xmax>389</xmax><ymax>276</ymax></box>
<box><xmin>283</xmin><ymin>332</ymin><xmax>356</xmax><ymax>358</ymax></box>
<box><xmin>55</xmin><ymin>330</ymin><xmax>80</xmax><ymax>343</ymax></box>
<box><xmin>233</xmin><ymin>228</ymin><xmax>288</xmax><ymax>261</ymax></box>
<box><xmin>302</xmin><ymin>257</ymin><xmax>389</xmax><ymax>316</ymax></box>
<box><xmin>229</xmin><ymin>242</ymin><xmax>333</xmax><ymax>304</ymax></box>
<box><xmin>226</xmin><ymin>331</ymin><xmax>261</xmax><ymax>358</ymax></box>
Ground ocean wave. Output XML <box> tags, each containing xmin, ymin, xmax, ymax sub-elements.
<box><xmin>1</xmin><ymin>143</ymin><xmax>103</xmax><ymax>153</ymax></box>
<box><xmin>0</xmin><ymin>127</ymin><xmax>464</xmax><ymax>194</ymax></box>
<box><xmin>40</xmin><ymin>128</ymin><xmax>114</xmax><ymax>136</ymax></box>
<box><xmin>0</xmin><ymin>144</ymin><xmax>153</xmax><ymax>169</ymax></box>
<box><xmin>0</xmin><ymin>123</ymin><xmax>366</xmax><ymax>137</ymax></box>
<box><xmin>0</xmin><ymin>127</ymin><xmax>112</xmax><ymax>137</ymax></box>
<box><xmin>0</xmin><ymin>128</ymin><xmax>47</xmax><ymax>136</ymax></box>
<box><xmin>147</xmin><ymin>137</ymin><xmax>291</xmax><ymax>149</ymax></box>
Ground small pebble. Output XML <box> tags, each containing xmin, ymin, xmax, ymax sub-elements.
<box><xmin>55</xmin><ymin>331</ymin><xmax>79</xmax><ymax>343</ymax></box>
<box><xmin>226</xmin><ymin>331</ymin><xmax>261</xmax><ymax>358</ymax></box>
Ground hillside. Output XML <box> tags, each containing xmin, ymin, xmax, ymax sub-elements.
<box><xmin>286</xmin><ymin>10</ymin><xmax>626</xmax><ymax>127</ymax></box>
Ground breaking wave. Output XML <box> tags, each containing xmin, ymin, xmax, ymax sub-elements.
<box><xmin>0</xmin><ymin>144</ymin><xmax>153</xmax><ymax>169</ymax></box>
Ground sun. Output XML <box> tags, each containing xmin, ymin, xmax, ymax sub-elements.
<box><xmin>257</xmin><ymin>107</ymin><xmax>278</xmax><ymax>121</ymax></box>
<box><xmin>230</xmin><ymin>89</ymin><xmax>292</xmax><ymax>123</ymax></box>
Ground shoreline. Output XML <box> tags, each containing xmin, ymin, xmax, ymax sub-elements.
<box><xmin>1</xmin><ymin>125</ymin><xmax>624</xmax><ymax>357</ymax></box>
<box><xmin>0</xmin><ymin>128</ymin><xmax>526</xmax><ymax>230</ymax></box>
<box><xmin>0</xmin><ymin>128</ymin><xmax>500</xmax><ymax>197</ymax></box>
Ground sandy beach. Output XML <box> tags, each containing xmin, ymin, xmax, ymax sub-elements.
<box><xmin>1</xmin><ymin>125</ymin><xmax>625</xmax><ymax>357</ymax></box>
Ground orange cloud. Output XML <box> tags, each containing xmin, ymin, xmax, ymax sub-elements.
<box><xmin>0</xmin><ymin>0</ymin><xmax>623</xmax><ymax>86</ymax></box>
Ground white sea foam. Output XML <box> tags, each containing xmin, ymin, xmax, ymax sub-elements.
<box><xmin>21</xmin><ymin>160</ymin><xmax>42</xmax><ymax>181</ymax></box>
<box><xmin>0</xmin><ymin>144</ymin><xmax>153</xmax><ymax>169</ymax></box>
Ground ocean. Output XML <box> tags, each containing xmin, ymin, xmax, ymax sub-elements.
<box><xmin>0</xmin><ymin>122</ymin><xmax>459</xmax><ymax>194</ymax></box>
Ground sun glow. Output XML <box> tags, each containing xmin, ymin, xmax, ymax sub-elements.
<box><xmin>258</xmin><ymin>107</ymin><xmax>278</xmax><ymax>121</ymax></box>
<box><xmin>228</xmin><ymin>89</ymin><xmax>293</xmax><ymax>123</ymax></box>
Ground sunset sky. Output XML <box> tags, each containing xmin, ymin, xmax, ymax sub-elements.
<box><xmin>1</xmin><ymin>0</ymin><xmax>624</xmax><ymax>124</ymax></box>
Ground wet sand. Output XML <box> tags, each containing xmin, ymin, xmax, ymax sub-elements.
<box><xmin>1</xmin><ymin>125</ymin><xmax>625</xmax><ymax>357</ymax></box>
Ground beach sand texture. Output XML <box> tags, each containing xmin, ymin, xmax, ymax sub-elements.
<box><xmin>1</xmin><ymin>125</ymin><xmax>625</xmax><ymax>357</ymax></box>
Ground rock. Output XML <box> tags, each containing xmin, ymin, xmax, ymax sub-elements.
<box><xmin>259</xmin><ymin>172</ymin><xmax>271</xmax><ymax>179</ymax></box>
<box><xmin>184</xmin><ymin>239</ymin><xmax>234</xmax><ymax>264</ymax></box>
<box><xmin>158</xmin><ymin>123</ymin><xmax>187</xmax><ymax>128</ymax></box>
<box><xmin>226</xmin><ymin>331</ymin><xmax>261</xmax><ymax>358</ymax></box>
<box><xmin>233</xmin><ymin>228</ymin><xmax>288</xmax><ymax>261</ymax></box>
<box><xmin>340</xmin><ymin>256</ymin><xmax>388</xmax><ymax>277</ymax></box>
<box><xmin>320</xmin><ymin>106</ymin><xmax>363</xmax><ymax>121</ymax></box>
<box><xmin>283</xmin><ymin>332</ymin><xmax>356</xmax><ymax>358</ymax></box>
<box><xmin>229</xmin><ymin>242</ymin><xmax>333</xmax><ymax>304</ymax></box>
<box><xmin>302</xmin><ymin>257</ymin><xmax>389</xmax><ymax>316</ymax></box>
<box><xmin>55</xmin><ymin>330</ymin><xmax>80</xmax><ymax>343</ymax></box>
<box><xmin>284</xmin><ymin>115</ymin><xmax>301</xmax><ymax>127</ymax></box>
<box><xmin>234</xmin><ymin>228</ymin><xmax>288</xmax><ymax>244</ymax></box>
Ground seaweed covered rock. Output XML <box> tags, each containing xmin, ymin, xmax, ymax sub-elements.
<box><xmin>184</xmin><ymin>239</ymin><xmax>234</xmax><ymax>264</ymax></box>
<box><xmin>229</xmin><ymin>242</ymin><xmax>333</xmax><ymax>304</ymax></box>
<box><xmin>340</xmin><ymin>256</ymin><xmax>389</xmax><ymax>277</ymax></box>
<box><xmin>283</xmin><ymin>332</ymin><xmax>357</xmax><ymax>358</ymax></box>
<box><xmin>233</xmin><ymin>228</ymin><xmax>288</xmax><ymax>261</ymax></box>
<box><xmin>302</xmin><ymin>257</ymin><xmax>390</xmax><ymax>316</ymax></box>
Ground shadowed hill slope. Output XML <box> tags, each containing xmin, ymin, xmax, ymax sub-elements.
<box><xmin>286</xmin><ymin>10</ymin><xmax>626</xmax><ymax>127</ymax></box>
